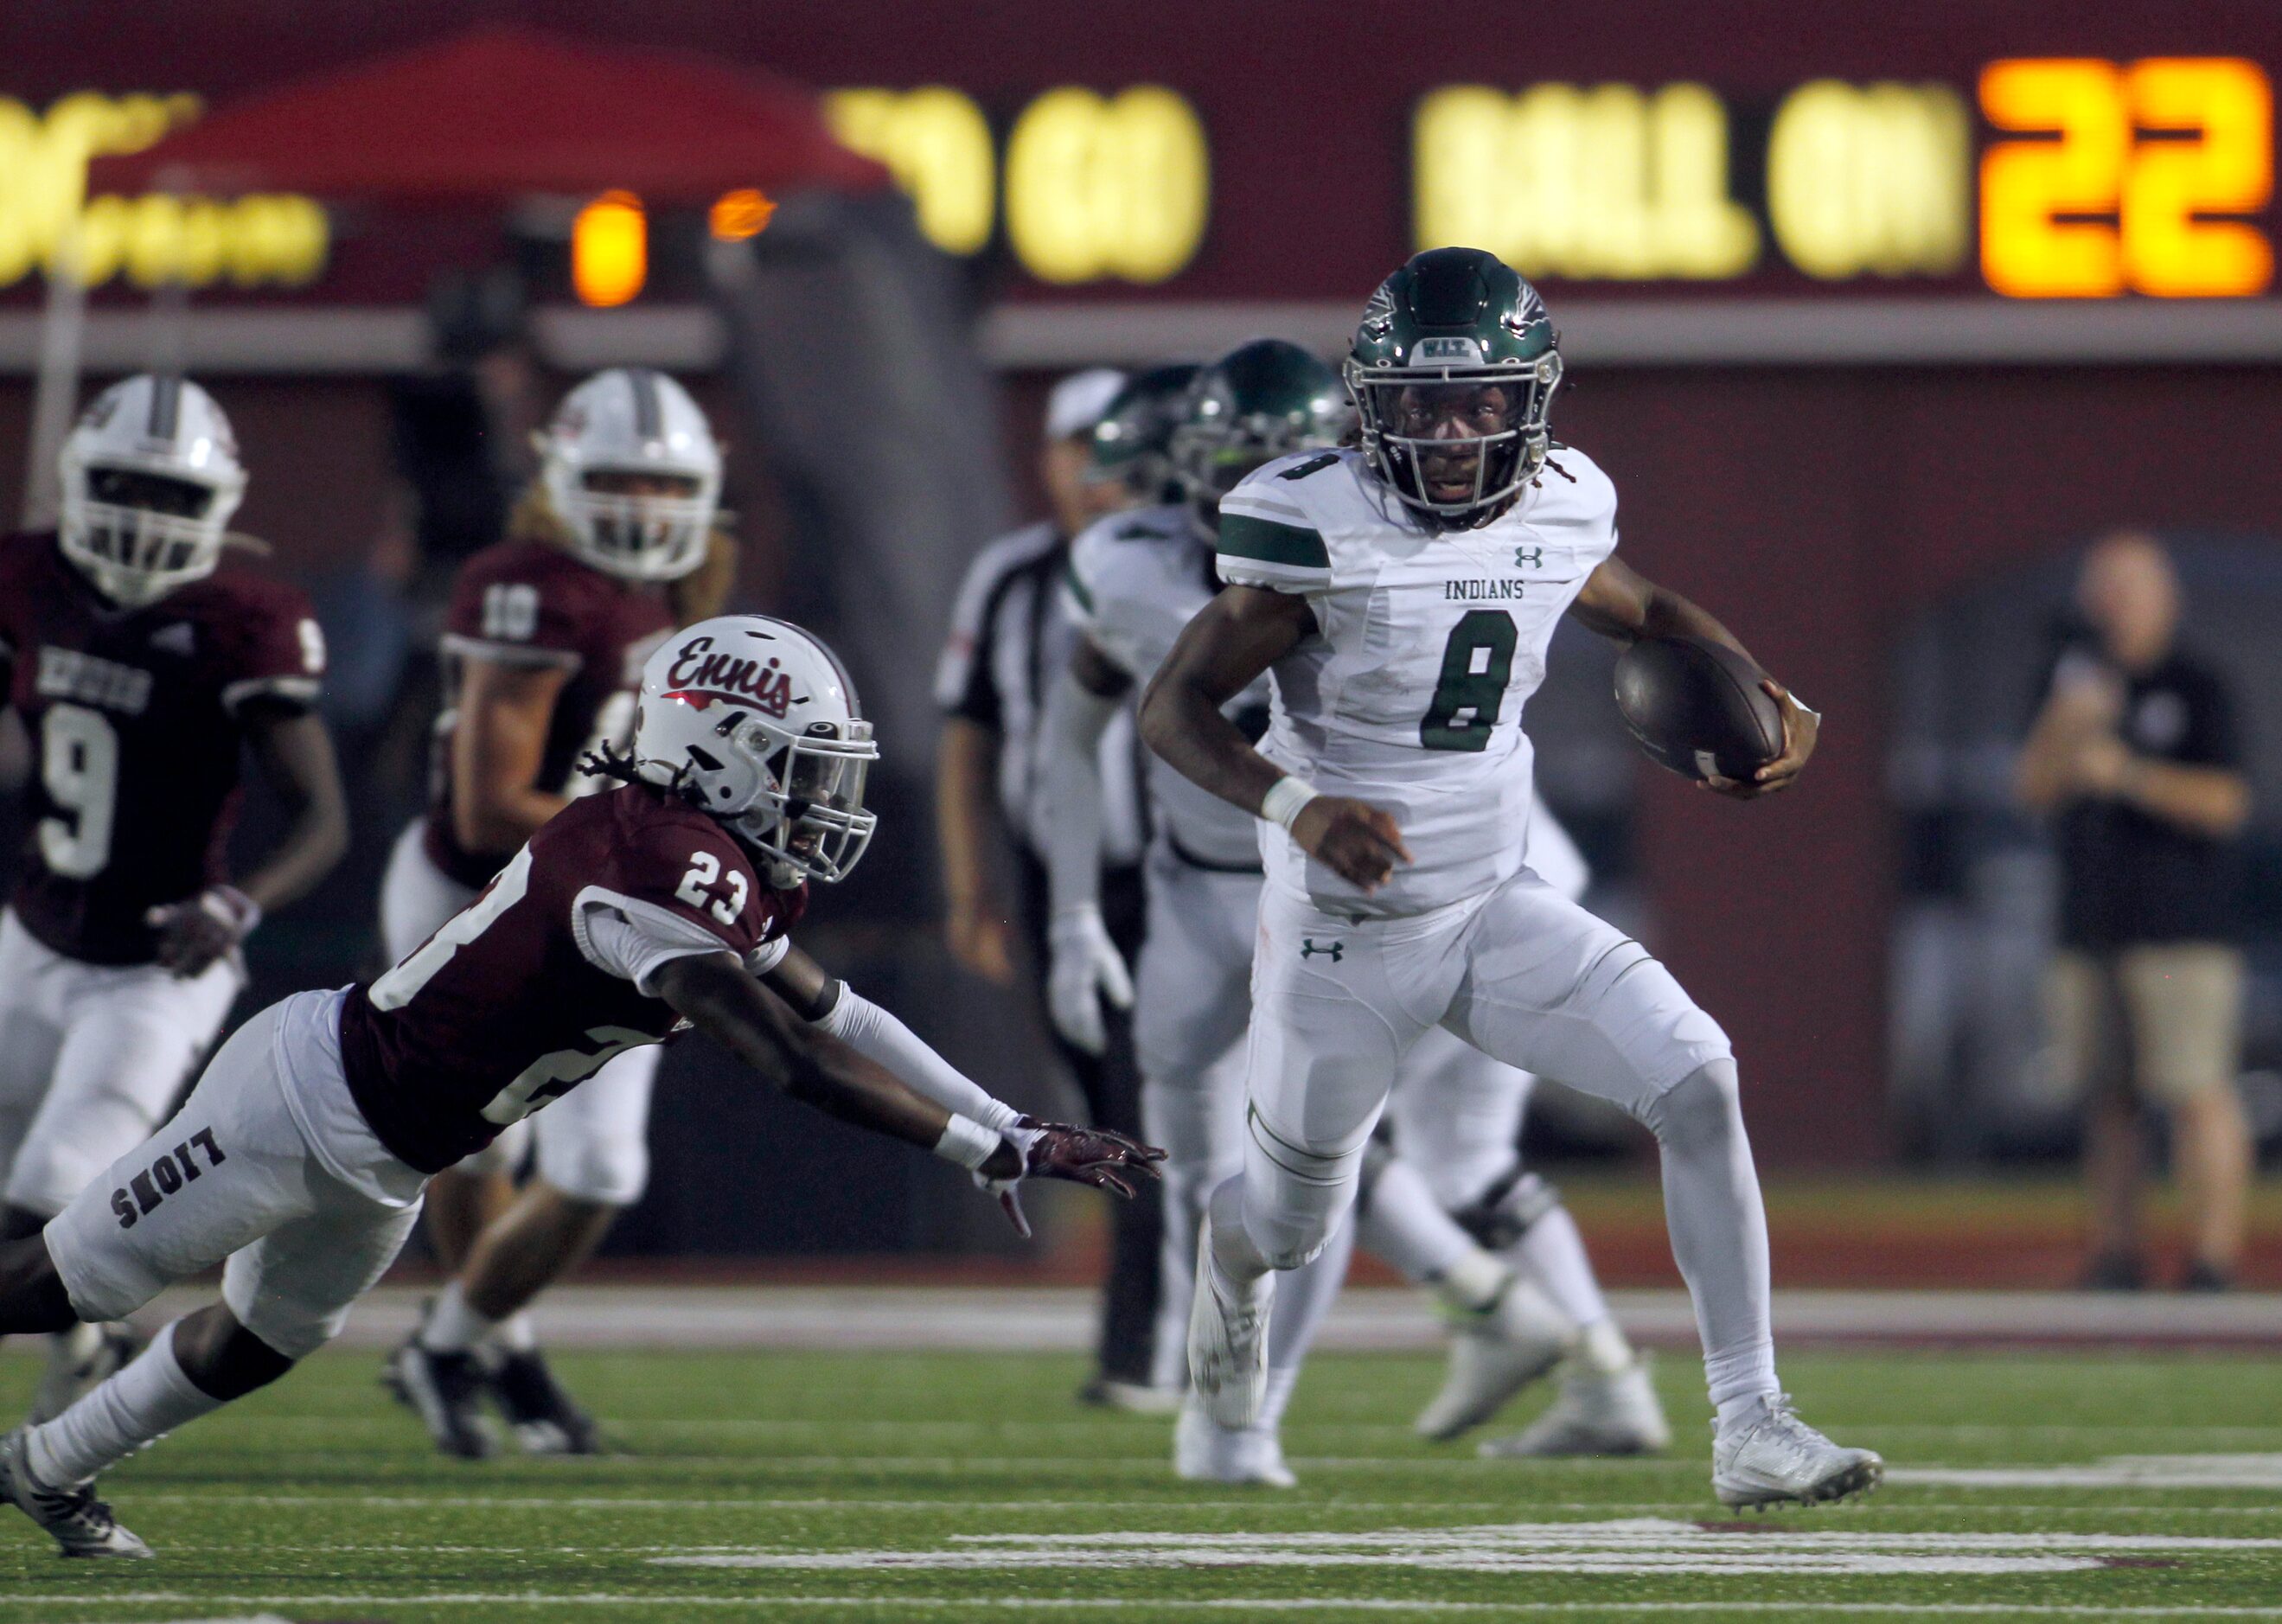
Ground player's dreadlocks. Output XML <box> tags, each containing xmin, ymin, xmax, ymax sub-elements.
<box><xmin>578</xmin><ymin>740</ymin><xmax>708</xmax><ymax>809</ymax></box>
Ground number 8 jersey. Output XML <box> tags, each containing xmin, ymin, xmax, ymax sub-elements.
<box><xmin>0</xmin><ymin>531</ymin><xmax>325</xmax><ymax>964</ymax></box>
<box><xmin>341</xmin><ymin>783</ymin><xmax>806</xmax><ymax>1174</ymax></box>
<box><xmin>1215</xmin><ymin>444</ymin><xmax>1618</xmax><ymax>917</ymax></box>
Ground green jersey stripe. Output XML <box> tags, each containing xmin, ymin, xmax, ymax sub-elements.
<box><xmin>1218</xmin><ymin>513</ymin><xmax>1330</xmax><ymax>571</ymax></box>
<box><xmin>1063</xmin><ymin>555</ymin><xmax>1096</xmax><ymax>617</ymax></box>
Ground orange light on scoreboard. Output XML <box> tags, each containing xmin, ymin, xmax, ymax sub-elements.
<box><xmin>1979</xmin><ymin>57</ymin><xmax>2273</xmax><ymax>297</ymax></box>
<box><xmin>709</xmin><ymin>189</ymin><xmax>776</xmax><ymax>241</ymax></box>
<box><xmin>572</xmin><ymin>190</ymin><xmax>646</xmax><ymax>308</ymax></box>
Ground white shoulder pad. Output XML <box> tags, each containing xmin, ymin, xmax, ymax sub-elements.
<box><xmin>1216</xmin><ymin>451</ymin><xmax>1346</xmax><ymax>593</ymax></box>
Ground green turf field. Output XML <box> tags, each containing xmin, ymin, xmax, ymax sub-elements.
<box><xmin>3</xmin><ymin>1346</ymin><xmax>2280</xmax><ymax>1621</ymax></box>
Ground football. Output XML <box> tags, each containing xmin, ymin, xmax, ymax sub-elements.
<box><xmin>1612</xmin><ymin>634</ymin><xmax>1787</xmax><ymax>783</ymax></box>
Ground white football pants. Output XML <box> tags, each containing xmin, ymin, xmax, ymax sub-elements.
<box><xmin>379</xmin><ymin>820</ymin><xmax>657</xmax><ymax>1205</ymax></box>
<box><xmin>0</xmin><ymin>910</ymin><xmax>240</xmax><ymax>1220</ymax></box>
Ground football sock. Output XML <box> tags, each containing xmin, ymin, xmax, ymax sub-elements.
<box><xmin>1579</xmin><ymin>1317</ymin><xmax>1637</xmax><ymax>1376</ymax></box>
<box><xmin>1207</xmin><ymin>1176</ymin><xmax>1271</xmax><ymax>1285</ymax></box>
<box><xmin>419</xmin><ymin>1282</ymin><xmax>495</xmax><ymax>1355</ymax></box>
<box><xmin>1355</xmin><ymin>1154</ymin><xmax>1476</xmax><ymax>1284</ymax></box>
<box><xmin>25</xmin><ymin>1321</ymin><xmax>220</xmax><ymax>1488</ymax></box>
<box><xmin>1434</xmin><ymin>1249</ymin><xmax>1512</xmax><ymax>1315</ymax></box>
<box><xmin>1258</xmin><ymin>1215</ymin><xmax>1356</xmax><ymax>1431</ymax></box>
<box><xmin>1636</xmin><ymin>1059</ymin><xmax>1779</xmax><ymax>1415</ymax></box>
<box><xmin>1144</xmin><ymin>1073</ymin><xmax>1234</xmax><ymax>1391</ymax></box>
<box><xmin>498</xmin><ymin>1312</ymin><xmax>538</xmax><ymax>1354</ymax></box>
<box><xmin>1506</xmin><ymin>1203</ymin><xmax>1615</xmax><ymax>1336</ymax></box>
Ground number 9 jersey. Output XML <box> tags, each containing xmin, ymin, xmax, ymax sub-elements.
<box><xmin>1215</xmin><ymin>444</ymin><xmax>1618</xmax><ymax>917</ymax></box>
<box><xmin>0</xmin><ymin>530</ymin><xmax>326</xmax><ymax>964</ymax></box>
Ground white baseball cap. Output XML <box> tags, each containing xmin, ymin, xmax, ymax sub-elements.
<box><xmin>1044</xmin><ymin>368</ymin><xmax>1127</xmax><ymax>444</ymax></box>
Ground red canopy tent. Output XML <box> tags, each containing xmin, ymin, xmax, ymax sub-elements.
<box><xmin>88</xmin><ymin>23</ymin><xmax>887</xmax><ymax>201</ymax></box>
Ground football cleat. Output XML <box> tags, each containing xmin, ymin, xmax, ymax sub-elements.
<box><xmin>0</xmin><ymin>1428</ymin><xmax>151</xmax><ymax>1558</ymax></box>
<box><xmin>28</xmin><ymin>1321</ymin><xmax>147</xmax><ymax>1426</ymax></box>
<box><xmin>490</xmin><ymin>1349</ymin><xmax>604</xmax><ymax>1455</ymax></box>
<box><xmin>1186</xmin><ymin>1217</ymin><xmax>1274</xmax><ymax>1431</ymax></box>
<box><xmin>1173</xmin><ymin>1400</ymin><xmax>1296</xmax><ymax>1489</ymax></box>
<box><xmin>387</xmin><ymin>1339</ymin><xmax>499</xmax><ymax>1461</ymax></box>
<box><xmin>1479</xmin><ymin>1359</ymin><xmax>1672</xmax><ymax>1458</ymax></box>
<box><xmin>1414</xmin><ymin>1276</ymin><xmax>1574</xmax><ymax>1441</ymax></box>
<box><xmin>1711</xmin><ymin>1395</ymin><xmax>1882</xmax><ymax>1509</ymax></box>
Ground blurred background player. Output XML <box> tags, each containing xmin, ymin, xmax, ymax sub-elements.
<box><xmin>934</xmin><ymin>368</ymin><xmax>1168</xmax><ymax>1408</ymax></box>
<box><xmin>2016</xmin><ymin>532</ymin><xmax>2253</xmax><ymax>1291</ymax></box>
<box><xmin>0</xmin><ymin>614</ymin><xmax>1159</xmax><ymax>1560</ymax></box>
<box><xmin>1044</xmin><ymin>342</ymin><xmax>1660</xmax><ymax>1483</ymax></box>
<box><xmin>379</xmin><ymin>367</ymin><xmax>735</xmax><ymax>1455</ymax></box>
<box><xmin>0</xmin><ymin>375</ymin><xmax>347</xmax><ymax>1424</ymax></box>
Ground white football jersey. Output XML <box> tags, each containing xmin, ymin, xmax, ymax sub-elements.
<box><xmin>1217</xmin><ymin>444</ymin><xmax>1619</xmax><ymax>917</ymax></box>
<box><xmin>1066</xmin><ymin>502</ymin><xmax>1273</xmax><ymax>870</ymax></box>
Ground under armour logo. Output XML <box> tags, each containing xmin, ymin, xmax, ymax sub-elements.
<box><xmin>1514</xmin><ymin>546</ymin><xmax>1544</xmax><ymax>568</ymax></box>
<box><xmin>1300</xmin><ymin>938</ymin><xmax>1344</xmax><ymax>962</ymax></box>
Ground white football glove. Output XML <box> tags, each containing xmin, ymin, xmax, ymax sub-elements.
<box><xmin>1046</xmin><ymin>902</ymin><xmax>1134</xmax><ymax>1056</ymax></box>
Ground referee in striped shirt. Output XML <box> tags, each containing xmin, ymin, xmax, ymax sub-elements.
<box><xmin>935</xmin><ymin>370</ymin><xmax>1166</xmax><ymax>1410</ymax></box>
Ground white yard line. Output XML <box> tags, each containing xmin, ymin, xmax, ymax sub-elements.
<box><xmin>21</xmin><ymin>1599</ymin><xmax>2282</xmax><ymax>1617</ymax></box>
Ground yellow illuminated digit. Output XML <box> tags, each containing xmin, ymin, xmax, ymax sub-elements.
<box><xmin>1575</xmin><ymin>84</ymin><xmax>1653</xmax><ymax>278</ymax></box>
<box><xmin>825</xmin><ymin>87</ymin><xmax>995</xmax><ymax>258</ymax></box>
<box><xmin>2122</xmin><ymin>58</ymin><xmax>2272</xmax><ymax>297</ymax></box>
<box><xmin>1509</xmin><ymin>84</ymin><xmax>1585</xmax><ymax>277</ymax></box>
<box><xmin>1979</xmin><ymin>59</ymin><xmax>2129</xmax><ymax>297</ymax></box>
<box><xmin>1105</xmin><ymin>86</ymin><xmax>1206</xmax><ymax>283</ymax></box>
<box><xmin>1006</xmin><ymin>86</ymin><xmax>1107</xmax><ymax>284</ymax></box>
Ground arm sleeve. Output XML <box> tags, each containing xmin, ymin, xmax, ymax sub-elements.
<box><xmin>2184</xmin><ymin>672</ymin><xmax>2243</xmax><ymax>769</ymax></box>
<box><xmin>220</xmin><ymin>587</ymin><xmax>328</xmax><ymax>715</ymax></box>
<box><xmin>1039</xmin><ymin>668</ymin><xmax>1122</xmax><ymax>915</ymax></box>
<box><xmin>815</xmin><ymin>987</ymin><xmax>1020</xmax><ymax>1132</ymax></box>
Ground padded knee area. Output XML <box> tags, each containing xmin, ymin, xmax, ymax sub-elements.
<box><xmin>1238</xmin><ymin>1115</ymin><xmax>1358</xmax><ymax>1272</ymax></box>
<box><xmin>1637</xmin><ymin>1058</ymin><xmax>1743</xmax><ymax>1152</ymax></box>
<box><xmin>534</xmin><ymin>1135</ymin><xmax>647</xmax><ymax>1208</ymax></box>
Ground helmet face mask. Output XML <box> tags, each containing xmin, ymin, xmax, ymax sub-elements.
<box><xmin>1346</xmin><ymin>247</ymin><xmax>1563</xmax><ymax>530</ymax></box>
<box><xmin>631</xmin><ymin>617</ymin><xmax>880</xmax><ymax>886</ymax></box>
<box><xmin>1087</xmin><ymin>363</ymin><xmax>1201</xmax><ymax>506</ymax></box>
<box><xmin>540</xmin><ymin>369</ymin><xmax>722</xmax><ymax>583</ymax></box>
<box><xmin>58</xmin><ymin>376</ymin><xmax>246</xmax><ymax>608</ymax></box>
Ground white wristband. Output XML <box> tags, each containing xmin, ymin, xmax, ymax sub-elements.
<box><xmin>934</xmin><ymin>1113</ymin><xmax>1002</xmax><ymax>1172</ymax></box>
<box><xmin>1259</xmin><ymin>776</ymin><xmax>1320</xmax><ymax>834</ymax></box>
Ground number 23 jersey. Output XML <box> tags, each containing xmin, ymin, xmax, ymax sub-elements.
<box><xmin>1216</xmin><ymin>445</ymin><xmax>1618</xmax><ymax>917</ymax></box>
<box><xmin>340</xmin><ymin>783</ymin><xmax>805</xmax><ymax>1174</ymax></box>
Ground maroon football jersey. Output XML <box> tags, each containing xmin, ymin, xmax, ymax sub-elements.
<box><xmin>342</xmin><ymin>783</ymin><xmax>807</xmax><ymax>1174</ymax></box>
<box><xmin>0</xmin><ymin>532</ymin><xmax>324</xmax><ymax>965</ymax></box>
<box><xmin>422</xmin><ymin>539</ymin><xmax>676</xmax><ymax>888</ymax></box>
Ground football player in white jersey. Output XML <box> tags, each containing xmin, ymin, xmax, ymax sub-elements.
<box><xmin>1043</xmin><ymin>342</ymin><xmax>1665</xmax><ymax>1484</ymax></box>
<box><xmin>1140</xmin><ymin>250</ymin><xmax>1882</xmax><ymax>1510</ymax></box>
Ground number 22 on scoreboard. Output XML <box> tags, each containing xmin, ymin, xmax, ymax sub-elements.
<box><xmin>1980</xmin><ymin>57</ymin><xmax>2272</xmax><ymax>298</ymax></box>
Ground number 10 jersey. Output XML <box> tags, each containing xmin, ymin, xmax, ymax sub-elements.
<box><xmin>1215</xmin><ymin>445</ymin><xmax>1618</xmax><ymax>918</ymax></box>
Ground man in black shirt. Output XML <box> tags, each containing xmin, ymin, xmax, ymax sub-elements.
<box><xmin>2017</xmin><ymin>533</ymin><xmax>2253</xmax><ymax>1291</ymax></box>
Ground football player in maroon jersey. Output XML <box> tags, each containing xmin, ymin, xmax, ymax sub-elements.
<box><xmin>378</xmin><ymin>368</ymin><xmax>736</xmax><ymax>1455</ymax></box>
<box><xmin>0</xmin><ymin>614</ymin><xmax>1159</xmax><ymax>1558</ymax></box>
<box><xmin>0</xmin><ymin>375</ymin><xmax>348</xmax><ymax>1428</ymax></box>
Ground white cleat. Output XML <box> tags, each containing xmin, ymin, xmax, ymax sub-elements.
<box><xmin>28</xmin><ymin>1322</ymin><xmax>145</xmax><ymax>1427</ymax></box>
<box><xmin>1479</xmin><ymin>1359</ymin><xmax>1673</xmax><ymax>1458</ymax></box>
<box><xmin>1711</xmin><ymin>1394</ymin><xmax>1883</xmax><ymax>1510</ymax></box>
<box><xmin>1174</xmin><ymin>1399</ymin><xmax>1297</xmax><ymax>1488</ymax></box>
<box><xmin>1414</xmin><ymin>1276</ymin><xmax>1574</xmax><ymax>1441</ymax></box>
<box><xmin>0</xmin><ymin>1428</ymin><xmax>152</xmax><ymax>1558</ymax></box>
<box><xmin>1186</xmin><ymin>1217</ymin><xmax>1274</xmax><ymax>1431</ymax></box>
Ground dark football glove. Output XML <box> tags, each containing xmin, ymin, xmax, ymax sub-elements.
<box><xmin>978</xmin><ymin>1116</ymin><xmax>1165</xmax><ymax>1239</ymax></box>
<box><xmin>144</xmin><ymin>886</ymin><xmax>259</xmax><ymax>978</ymax></box>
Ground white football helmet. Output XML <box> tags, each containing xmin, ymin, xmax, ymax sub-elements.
<box><xmin>536</xmin><ymin>368</ymin><xmax>722</xmax><ymax>582</ymax></box>
<box><xmin>58</xmin><ymin>374</ymin><xmax>247</xmax><ymax>608</ymax></box>
<box><xmin>631</xmin><ymin>615</ymin><xmax>877</xmax><ymax>885</ymax></box>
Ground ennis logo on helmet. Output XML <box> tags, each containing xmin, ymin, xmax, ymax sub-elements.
<box><xmin>661</xmin><ymin>636</ymin><xmax>795</xmax><ymax>719</ymax></box>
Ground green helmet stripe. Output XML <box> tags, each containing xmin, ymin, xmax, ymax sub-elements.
<box><xmin>1218</xmin><ymin>512</ymin><xmax>1329</xmax><ymax>570</ymax></box>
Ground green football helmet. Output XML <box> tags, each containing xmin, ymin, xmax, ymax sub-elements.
<box><xmin>1346</xmin><ymin>246</ymin><xmax>1563</xmax><ymax>529</ymax></box>
<box><xmin>1171</xmin><ymin>339</ymin><xmax>1352</xmax><ymax>507</ymax></box>
<box><xmin>1088</xmin><ymin>363</ymin><xmax>1200</xmax><ymax>505</ymax></box>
